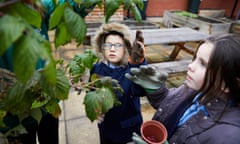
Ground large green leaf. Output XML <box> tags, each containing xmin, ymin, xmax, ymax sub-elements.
<box><xmin>13</xmin><ymin>96</ymin><xmax>34</xmax><ymax>115</ymax></box>
<box><xmin>83</xmin><ymin>88</ymin><xmax>114</xmax><ymax>122</ymax></box>
<box><xmin>55</xmin><ymin>22</ymin><xmax>72</xmax><ymax>48</ymax></box>
<box><xmin>1</xmin><ymin>2</ymin><xmax>42</xmax><ymax>28</ymax></box>
<box><xmin>13</xmin><ymin>28</ymin><xmax>50</xmax><ymax>83</ymax></box>
<box><xmin>0</xmin><ymin>82</ymin><xmax>25</xmax><ymax>111</ymax></box>
<box><xmin>45</xmin><ymin>99</ymin><xmax>62</xmax><ymax>118</ymax></box>
<box><xmin>55</xmin><ymin>69</ymin><xmax>70</xmax><ymax>100</ymax></box>
<box><xmin>33</xmin><ymin>29</ymin><xmax>57</xmax><ymax>86</ymax></box>
<box><xmin>68</xmin><ymin>58</ymin><xmax>85</xmax><ymax>76</ymax></box>
<box><xmin>64</xmin><ymin>8</ymin><xmax>87</xmax><ymax>45</ymax></box>
<box><xmin>122</xmin><ymin>0</ymin><xmax>142</xmax><ymax>22</ymax></box>
<box><xmin>129</xmin><ymin>1</ymin><xmax>142</xmax><ymax>22</ymax></box>
<box><xmin>84</xmin><ymin>90</ymin><xmax>101</xmax><ymax>122</ymax></box>
<box><xmin>133</xmin><ymin>0</ymin><xmax>144</xmax><ymax>9</ymax></box>
<box><xmin>0</xmin><ymin>15</ymin><xmax>26</xmax><ymax>56</ymax></box>
<box><xmin>100</xmin><ymin>87</ymin><xmax>115</xmax><ymax>114</ymax></box>
<box><xmin>83</xmin><ymin>76</ymin><xmax>123</xmax><ymax>122</ymax></box>
<box><xmin>104</xmin><ymin>0</ymin><xmax>121</xmax><ymax>23</ymax></box>
<box><xmin>79</xmin><ymin>49</ymin><xmax>98</xmax><ymax>69</ymax></box>
<box><xmin>30</xmin><ymin>108</ymin><xmax>42</xmax><ymax>124</ymax></box>
<box><xmin>49</xmin><ymin>2</ymin><xmax>67</xmax><ymax>30</ymax></box>
<box><xmin>67</xmin><ymin>49</ymin><xmax>98</xmax><ymax>82</ymax></box>
<box><xmin>123</xmin><ymin>0</ymin><xmax>132</xmax><ymax>9</ymax></box>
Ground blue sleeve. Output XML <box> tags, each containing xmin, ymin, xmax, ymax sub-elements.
<box><xmin>0</xmin><ymin>46</ymin><xmax>14</xmax><ymax>71</ymax></box>
<box><xmin>42</xmin><ymin>0</ymin><xmax>95</xmax><ymax>18</ymax></box>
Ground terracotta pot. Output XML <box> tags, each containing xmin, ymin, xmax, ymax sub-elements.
<box><xmin>141</xmin><ymin>120</ymin><xmax>168</xmax><ymax>144</ymax></box>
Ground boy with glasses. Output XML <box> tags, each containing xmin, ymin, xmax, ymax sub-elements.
<box><xmin>91</xmin><ymin>23</ymin><xmax>147</xmax><ymax>144</ymax></box>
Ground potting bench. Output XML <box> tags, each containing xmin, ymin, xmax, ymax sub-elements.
<box><xmin>132</xmin><ymin>27</ymin><xmax>209</xmax><ymax>74</ymax></box>
<box><xmin>130</xmin><ymin>27</ymin><xmax>209</xmax><ymax>61</ymax></box>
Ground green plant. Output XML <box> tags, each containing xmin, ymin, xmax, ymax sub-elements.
<box><xmin>175</xmin><ymin>11</ymin><xmax>198</xmax><ymax>18</ymax></box>
<box><xmin>67</xmin><ymin>49</ymin><xmax>124</xmax><ymax>122</ymax></box>
<box><xmin>0</xmin><ymin>0</ymin><xmax>143</xmax><ymax>136</ymax></box>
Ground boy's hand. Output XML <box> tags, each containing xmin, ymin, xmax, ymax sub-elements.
<box><xmin>128</xmin><ymin>30</ymin><xmax>145</xmax><ymax>64</ymax></box>
<box><xmin>125</xmin><ymin>65</ymin><xmax>168</xmax><ymax>90</ymax></box>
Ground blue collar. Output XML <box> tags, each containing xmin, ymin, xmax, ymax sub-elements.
<box><xmin>178</xmin><ymin>93</ymin><xmax>209</xmax><ymax>126</ymax></box>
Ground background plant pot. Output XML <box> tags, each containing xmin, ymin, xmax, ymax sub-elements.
<box><xmin>141</xmin><ymin>120</ymin><xmax>168</xmax><ymax>144</ymax></box>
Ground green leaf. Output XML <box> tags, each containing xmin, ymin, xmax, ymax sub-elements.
<box><xmin>55</xmin><ymin>22</ymin><xmax>72</xmax><ymax>48</ymax></box>
<box><xmin>0</xmin><ymin>15</ymin><xmax>26</xmax><ymax>56</ymax></box>
<box><xmin>175</xmin><ymin>11</ymin><xmax>198</xmax><ymax>18</ymax></box>
<box><xmin>122</xmin><ymin>0</ymin><xmax>132</xmax><ymax>9</ymax></box>
<box><xmin>83</xmin><ymin>76</ymin><xmax>123</xmax><ymax>122</ymax></box>
<box><xmin>122</xmin><ymin>0</ymin><xmax>142</xmax><ymax>22</ymax></box>
<box><xmin>1</xmin><ymin>2</ymin><xmax>42</xmax><ymax>28</ymax></box>
<box><xmin>45</xmin><ymin>100</ymin><xmax>62</xmax><ymax>118</ymax></box>
<box><xmin>5</xmin><ymin>124</ymin><xmax>28</xmax><ymax>136</ymax></box>
<box><xmin>49</xmin><ymin>3</ymin><xmax>67</xmax><ymax>29</ymax></box>
<box><xmin>133</xmin><ymin>0</ymin><xmax>144</xmax><ymax>9</ymax></box>
<box><xmin>13</xmin><ymin>31</ymin><xmax>44</xmax><ymax>83</ymax></box>
<box><xmin>104</xmin><ymin>0</ymin><xmax>121</xmax><ymax>23</ymax></box>
<box><xmin>55</xmin><ymin>69</ymin><xmax>70</xmax><ymax>100</ymax></box>
<box><xmin>0</xmin><ymin>82</ymin><xmax>25</xmax><ymax>111</ymax></box>
<box><xmin>81</xmin><ymin>49</ymin><xmax>98</xmax><ymax>69</ymax></box>
<box><xmin>31</xmin><ymin>97</ymin><xmax>49</xmax><ymax>109</ymax></box>
<box><xmin>64</xmin><ymin>7</ymin><xmax>87</xmax><ymax>45</ymax></box>
<box><xmin>83</xmin><ymin>88</ymin><xmax>105</xmax><ymax>122</ymax></box>
<box><xmin>8</xmin><ymin>85</ymin><xmax>34</xmax><ymax>114</ymax></box>
<box><xmin>67</xmin><ymin>49</ymin><xmax>98</xmax><ymax>82</ymax></box>
<box><xmin>68</xmin><ymin>59</ymin><xmax>85</xmax><ymax>76</ymax></box>
<box><xmin>0</xmin><ymin>110</ymin><xmax>7</xmax><ymax>127</ymax></box>
<box><xmin>30</xmin><ymin>108</ymin><xmax>42</xmax><ymax>124</ymax></box>
<box><xmin>130</xmin><ymin>2</ymin><xmax>142</xmax><ymax>22</ymax></box>
<box><xmin>84</xmin><ymin>87</ymin><xmax>120</xmax><ymax>122</ymax></box>
<box><xmin>100</xmin><ymin>87</ymin><xmax>115</xmax><ymax>114</ymax></box>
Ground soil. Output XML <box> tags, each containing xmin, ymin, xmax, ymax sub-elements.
<box><xmin>197</xmin><ymin>16</ymin><xmax>222</xmax><ymax>23</ymax></box>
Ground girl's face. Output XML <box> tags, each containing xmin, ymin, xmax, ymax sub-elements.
<box><xmin>185</xmin><ymin>42</ymin><xmax>214</xmax><ymax>90</ymax></box>
<box><xmin>102</xmin><ymin>35</ymin><xmax>125</xmax><ymax>65</ymax></box>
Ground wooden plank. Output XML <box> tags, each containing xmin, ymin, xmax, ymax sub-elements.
<box><xmin>130</xmin><ymin>28</ymin><xmax>209</xmax><ymax>45</ymax></box>
<box><xmin>149</xmin><ymin>59</ymin><xmax>191</xmax><ymax>74</ymax></box>
<box><xmin>87</xmin><ymin>27</ymin><xmax>209</xmax><ymax>45</ymax></box>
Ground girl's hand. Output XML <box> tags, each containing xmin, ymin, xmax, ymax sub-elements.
<box><xmin>125</xmin><ymin>65</ymin><xmax>168</xmax><ymax>90</ymax></box>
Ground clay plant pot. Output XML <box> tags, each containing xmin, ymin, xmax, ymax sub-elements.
<box><xmin>141</xmin><ymin>120</ymin><xmax>168</xmax><ymax>144</ymax></box>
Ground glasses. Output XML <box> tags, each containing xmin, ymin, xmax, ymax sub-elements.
<box><xmin>102</xmin><ymin>43</ymin><xmax>123</xmax><ymax>50</ymax></box>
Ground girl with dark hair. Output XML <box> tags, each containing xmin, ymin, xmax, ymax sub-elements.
<box><xmin>126</xmin><ymin>33</ymin><xmax>240</xmax><ymax>144</ymax></box>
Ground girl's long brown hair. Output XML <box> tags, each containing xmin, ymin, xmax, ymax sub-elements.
<box><xmin>198</xmin><ymin>34</ymin><xmax>240</xmax><ymax>105</ymax></box>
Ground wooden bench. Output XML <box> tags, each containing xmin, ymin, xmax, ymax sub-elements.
<box><xmin>148</xmin><ymin>59</ymin><xmax>191</xmax><ymax>74</ymax></box>
<box><xmin>130</xmin><ymin>28</ymin><xmax>209</xmax><ymax>60</ymax></box>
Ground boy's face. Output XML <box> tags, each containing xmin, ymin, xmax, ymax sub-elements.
<box><xmin>185</xmin><ymin>42</ymin><xmax>214</xmax><ymax>90</ymax></box>
<box><xmin>102</xmin><ymin>35</ymin><xmax>125</xmax><ymax>65</ymax></box>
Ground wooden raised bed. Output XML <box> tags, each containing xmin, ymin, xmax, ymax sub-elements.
<box><xmin>163</xmin><ymin>10</ymin><xmax>232</xmax><ymax>35</ymax></box>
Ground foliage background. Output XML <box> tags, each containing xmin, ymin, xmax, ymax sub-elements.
<box><xmin>0</xmin><ymin>0</ymin><xmax>143</xmax><ymax>137</ymax></box>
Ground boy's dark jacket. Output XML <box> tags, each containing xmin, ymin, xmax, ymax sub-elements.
<box><xmin>91</xmin><ymin>23</ymin><xmax>147</xmax><ymax>143</ymax></box>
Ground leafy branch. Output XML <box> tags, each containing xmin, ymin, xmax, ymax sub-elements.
<box><xmin>0</xmin><ymin>0</ymin><xmax>143</xmax><ymax>135</ymax></box>
<box><xmin>67</xmin><ymin>49</ymin><xmax>123</xmax><ymax>122</ymax></box>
